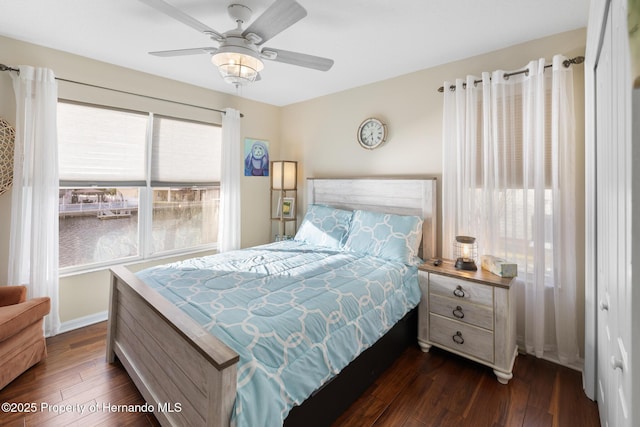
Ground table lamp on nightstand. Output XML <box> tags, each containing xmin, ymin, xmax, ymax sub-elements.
<box><xmin>454</xmin><ymin>235</ymin><xmax>478</xmax><ymax>271</ymax></box>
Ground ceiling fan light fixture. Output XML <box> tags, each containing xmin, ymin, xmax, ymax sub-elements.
<box><xmin>212</xmin><ymin>50</ymin><xmax>264</xmax><ymax>86</ymax></box>
<box><xmin>141</xmin><ymin>0</ymin><xmax>334</xmax><ymax>88</ymax></box>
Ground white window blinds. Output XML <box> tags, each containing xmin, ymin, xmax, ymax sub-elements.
<box><xmin>57</xmin><ymin>102</ymin><xmax>148</xmax><ymax>185</ymax></box>
<box><xmin>151</xmin><ymin>116</ymin><xmax>221</xmax><ymax>185</ymax></box>
<box><xmin>473</xmin><ymin>78</ymin><xmax>553</xmax><ymax>188</ymax></box>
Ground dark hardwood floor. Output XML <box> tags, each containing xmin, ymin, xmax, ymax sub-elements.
<box><xmin>0</xmin><ymin>322</ymin><xmax>599</xmax><ymax>426</ymax></box>
<box><xmin>334</xmin><ymin>345</ymin><xmax>600</xmax><ymax>427</ymax></box>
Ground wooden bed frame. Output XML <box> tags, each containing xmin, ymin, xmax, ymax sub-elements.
<box><xmin>107</xmin><ymin>177</ymin><xmax>437</xmax><ymax>426</ymax></box>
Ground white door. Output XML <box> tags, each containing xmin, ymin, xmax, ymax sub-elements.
<box><xmin>609</xmin><ymin>1</ymin><xmax>632</xmax><ymax>425</ymax></box>
<box><xmin>594</xmin><ymin>8</ymin><xmax>613</xmax><ymax>425</ymax></box>
<box><xmin>593</xmin><ymin>0</ymin><xmax>633</xmax><ymax>425</ymax></box>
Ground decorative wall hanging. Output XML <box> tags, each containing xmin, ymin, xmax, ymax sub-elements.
<box><xmin>0</xmin><ymin>117</ymin><xmax>15</xmax><ymax>196</ymax></box>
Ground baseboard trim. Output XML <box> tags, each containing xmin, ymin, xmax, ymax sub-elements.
<box><xmin>517</xmin><ymin>341</ymin><xmax>584</xmax><ymax>372</ymax></box>
<box><xmin>58</xmin><ymin>311</ymin><xmax>108</xmax><ymax>334</ymax></box>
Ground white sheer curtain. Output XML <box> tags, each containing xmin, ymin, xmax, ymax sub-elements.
<box><xmin>218</xmin><ymin>108</ymin><xmax>241</xmax><ymax>252</ymax></box>
<box><xmin>9</xmin><ymin>66</ymin><xmax>60</xmax><ymax>336</ymax></box>
<box><xmin>442</xmin><ymin>55</ymin><xmax>579</xmax><ymax>364</ymax></box>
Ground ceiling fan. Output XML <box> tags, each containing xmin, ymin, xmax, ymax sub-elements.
<box><xmin>139</xmin><ymin>0</ymin><xmax>334</xmax><ymax>87</ymax></box>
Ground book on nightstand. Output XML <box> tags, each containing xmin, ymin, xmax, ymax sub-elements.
<box><xmin>480</xmin><ymin>255</ymin><xmax>517</xmax><ymax>278</ymax></box>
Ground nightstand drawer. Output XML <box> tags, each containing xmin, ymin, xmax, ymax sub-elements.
<box><xmin>429</xmin><ymin>274</ymin><xmax>493</xmax><ymax>307</ymax></box>
<box><xmin>429</xmin><ymin>314</ymin><xmax>494</xmax><ymax>363</ymax></box>
<box><xmin>429</xmin><ymin>293</ymin><xmax>494</xmax><ymax>330</ymax></box>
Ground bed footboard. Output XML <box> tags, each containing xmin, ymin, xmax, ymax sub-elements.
<box><xmin>107</xmin><ymin>265</ymin><xmax>239</xmax><ymax>427</ymax></box>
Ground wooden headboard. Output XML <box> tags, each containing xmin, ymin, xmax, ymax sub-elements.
<box><xmin>307</xmin><ymin>178</ymin><xmax>437</xmax><ymax>260</ymax></box>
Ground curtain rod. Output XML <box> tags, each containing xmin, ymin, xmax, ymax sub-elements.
<box><xmin>0</xmin><ymin>63</ymin><xmax>243</xmax><ymax>117</ymax></box>
<box><xmin>437</xmin><ymin>55</ymin><xmax>585</xmax><ymax>93</ymax></box>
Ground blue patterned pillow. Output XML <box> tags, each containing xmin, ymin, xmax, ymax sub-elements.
<box><xmin>294</xmin><ymin>204</ymin><xmax>353</xmax><ymax>249</ymax></box>
<box><xmin>343</xmin><ymin>209</ymin><xmax>424</xmax><ymax>265</ymax></box>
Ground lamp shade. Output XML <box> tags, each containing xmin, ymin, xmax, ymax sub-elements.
<box><xmin>212</xmin><ymin>51</ymin><xmax>264</xmax><ymax>86</ymax></box>
<box><xmin>271</xmin><ymin>161</ymin><xmax>297</xmax><ymax>190</ymax></box>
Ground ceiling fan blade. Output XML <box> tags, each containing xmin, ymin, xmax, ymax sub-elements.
<box><xmin>138</xmin><ymin>0</ymin><xmax>224</xmax><ymax>40</ymax></box>
<box><xmin>261</xmin><ymin>48</ymin><xmax>334</xmax><ymax>71</ymax></box>
<box><xmin>243</xmin><ymin>0</ymin><xmax>306</xmax><ymax>45</ymax></box>
<box><xmin>149</xmin><ymin>47</ymin><xmax>218</xmax><ymax>57</ymax></box>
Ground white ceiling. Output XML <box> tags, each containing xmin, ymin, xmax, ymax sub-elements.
<box><xmin>0</xmin><ymin>0</ymin><xmax>589</xmax><ymax>106</ymax></box>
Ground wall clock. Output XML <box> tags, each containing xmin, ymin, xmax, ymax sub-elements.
<box><xmin>357</xmin><ymin>117</ymin><xmax>387</xmax><ymax>150</ymax></box>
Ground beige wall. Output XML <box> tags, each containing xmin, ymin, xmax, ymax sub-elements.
<box><xmin>0</xmin><ymin>35</ymin><xmax>280</xmax><ymax>322</ymax></box>
<box><xmin>0</xmin><ymin>28</ymin><xmax>588</xmax><ymax>356</ymax></box>
<box><xmin>280</xmin><ymin>28</ymin><xmax>587</xmax><ymax>356</ymax></box>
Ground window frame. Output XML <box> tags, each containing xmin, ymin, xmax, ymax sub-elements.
<box><xmin>57</xmin><ymin>100</ymin><xmax>221</xmax><ymax>276</ymax></box>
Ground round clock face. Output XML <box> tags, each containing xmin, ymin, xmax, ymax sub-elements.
<box><xmin>357</xmin><ymin>118</ymin><xmax>387</xmax><ymax>149</ymax></box>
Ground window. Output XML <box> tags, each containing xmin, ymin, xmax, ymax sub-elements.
<box><xmin>59</xmin><ymin>187</ymin><xmax>140</xmax><ymax>268</ymax></box>
<box><xmin>472</xmin><ymin>81</ymin><xmax>553</xmax><ymax>188</ymax></box>
<box><xmin>150</xmin><ymin>186</ymin><xmax>219</xmax><ymax>254</ymax></box>
<box><xmin>57</xmin><ymin>101</ymin><xmax>221</xmax><ymax>272</ymax></box>
<box><xmin>447</xmin><ymin>72</ymin><xmax>559</xmax><ymax>281</ymax></box>
<box><xmin>472</xmin><ymin>85</ymin><xmax>555</xmax><ymax>278</ymax></box>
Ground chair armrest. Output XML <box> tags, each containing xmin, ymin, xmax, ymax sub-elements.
<box><xmin>0</xmin><ymin>286</ymin><xmax>27</xmax><ymax>307</ymax></box>
<box><xmin>0</xmin><ymin>297</ymin><xmax>51</xmax><ymax>341</ymax></box>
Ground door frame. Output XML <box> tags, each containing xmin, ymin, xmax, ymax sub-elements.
<box><xmin>583</xmin><ymin>0</ymin><xmax>610</xmax><ymax>401</ymax></box>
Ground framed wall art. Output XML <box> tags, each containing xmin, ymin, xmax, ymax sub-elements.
<box><xmin>244</xmin><ymin>138</ymin><xmax>269</xmax><ymax>177</ymax></box>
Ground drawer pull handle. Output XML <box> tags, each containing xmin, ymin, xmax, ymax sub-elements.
<box><xmin>452</xmin><ymin>331</ymin><xmax>465</xmax><ymax>345</ymax></box>
<box><xmin>453</xmin><ymin>306</ymin><xmax>465</xmax><ymax>319</ymax></box>
<box><xmin>453</xmin><ymin>285</ymin><xmax>465</xmax><ymax>298</ymax></box>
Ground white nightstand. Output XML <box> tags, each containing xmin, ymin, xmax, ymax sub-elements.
<box><xmin>417</xmin><ymin>259</ymin><xmax>518</xmax><ymax>384</ymax></box>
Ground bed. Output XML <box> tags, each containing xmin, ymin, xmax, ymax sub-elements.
<box><xmin>106</xmin><ymin>177</ymin><xmax>437</xmax><ymax>426</ymax></box>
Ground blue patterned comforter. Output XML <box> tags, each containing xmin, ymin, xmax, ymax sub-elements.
<box><xmin>136</xmin><ymin>240</ymin><xmax>421</xmax><ymax>427</ymax></box>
